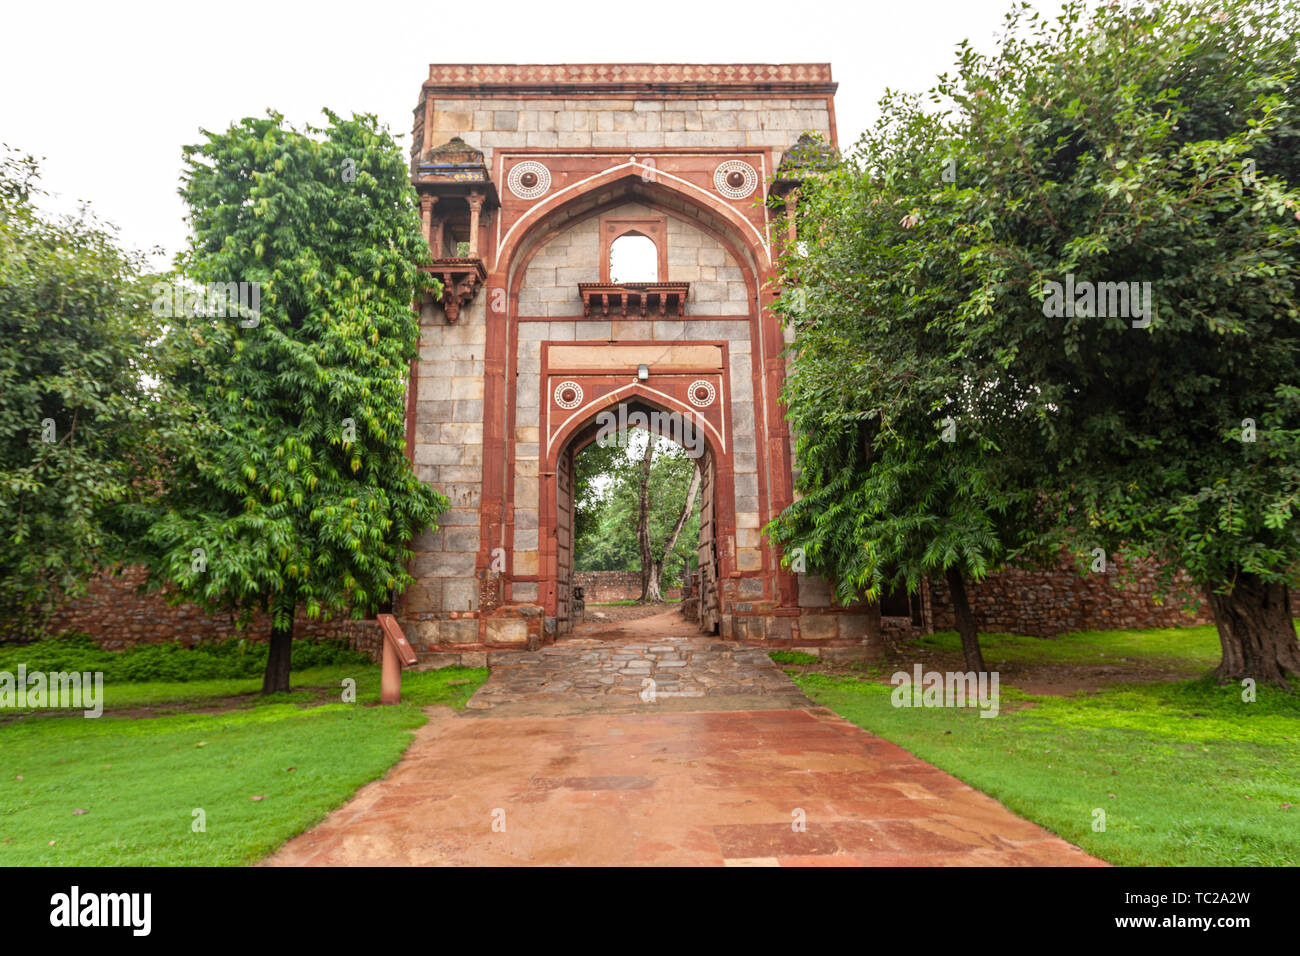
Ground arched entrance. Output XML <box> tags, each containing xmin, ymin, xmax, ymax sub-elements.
<box><xmin>490</xmin><ymin>169</ymin><xmax>766</xmax><ymax>646</ymax></box>
<box><xmin>546</xmin><ymin>392</ymin><xmax>726</xmax><ymax>636</ymax></box>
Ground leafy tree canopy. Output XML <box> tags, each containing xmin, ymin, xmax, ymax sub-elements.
<box><xmin>771</xmin><ymin>0</ymin><xmax>1300</xmax><ymax>682</ymax></box>
<box><xmin>574</xmin><ymin>433</ymin><xmax>699</xmax><ymax>590</ymax></box>
<box><xmin>124</xmin><ymin>110</ymin><xmax>445</xmax><ymax>690</ymax></box>
<box><xmin>0</xmin><ymin>149</ymin><xmax>177</xmax><ymax>635</ymax></box>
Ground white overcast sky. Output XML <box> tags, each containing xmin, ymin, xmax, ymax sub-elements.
<box><xmin>1</xmin><ymin>0</ymin><xmax>1069</xmax><ymax>266</ymax></box>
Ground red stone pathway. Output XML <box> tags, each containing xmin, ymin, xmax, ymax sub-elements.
<box><xmin>266</xmin><ymin>705</ymin><xmax>1104</xmax><ymax>866</ymax></box>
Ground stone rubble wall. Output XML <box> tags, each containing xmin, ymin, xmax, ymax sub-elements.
<box><xmin>21</xmin><ymin>556</ymin><xmax>1222</xmax><ymax>659</ymax></box>
<box><xmin>25</xmin><ymin>565</ymin><xmax>384</xmax><ymax>660</ymax></box>
<box><xmin>924</xmin><ymin>556</ymin><xmax>1214</xmax><ymax>637</ymax></box>
<box><xmin>572</xmin><ymin>570</ymin><xmax>682</xmax><ymax>603</ymax></box>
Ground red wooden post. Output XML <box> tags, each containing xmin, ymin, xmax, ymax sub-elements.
<box><xmin>377</xmin><ymin>614</ymin><xmax>418</xmax><ymax>704</ymax></box>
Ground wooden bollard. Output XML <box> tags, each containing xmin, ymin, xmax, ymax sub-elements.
<box><xmin>377</xmin><ymin>614</ymin><xmax>418</xmax><ymax>704</ymax></box>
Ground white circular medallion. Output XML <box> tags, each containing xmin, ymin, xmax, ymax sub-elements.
<box><xmin>508</xmin><ymin>161</ymin><xmax>551</xmax><ymax>200</ymax></box>
<box><xmin>713</xmin><ymin>160</ymin><xmax>758</xmax><ymax>199</ymax></box>
<box><xmin>688</xmin><ymin>380</ymin><xmax>717</xmax><ymax>408</ymax></box>
<box><xmin>553</xmin><ymin>380</ymin><xmax>583</xmax><ymax>409</ymax></box>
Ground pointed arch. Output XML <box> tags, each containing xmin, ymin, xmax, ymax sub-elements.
<box><xmin>540</xmin><ymin>385</ymin><xmax>732</xmax><ymax>634</ymax></box>
<box><xmin>546</xmin><ymin>382</ymin><xmax>727</xmax><ymax>463</ymax></box>
<box><xmin>498</xmin><ymin>165</ymin><xmax>768</xmax><ymax>299</ymax></box>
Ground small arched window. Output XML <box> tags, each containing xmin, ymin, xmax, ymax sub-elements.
<box><xmin>609</xmin><ymin>233</ymin><xmax>659</xmax><ymax>283</ymax></box>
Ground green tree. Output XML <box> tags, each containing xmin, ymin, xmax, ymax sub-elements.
<box><xmin>0</xmin><ymin>149</ymin><xmax>175</xmax><ymax>636</ymax></box>
<box><xmin>574</xmin><ymin>433</ymin><xmax>700</xmax><ymax>596</ymax></box>
<box><xmin>129</xmin><ymin>111</ymin><xmax>445</xmax><ymax>692</ymax></box>
<box><xmin>767</xmin><ymin>116</ymin><xmax>1052</xmax><ymax>673</ymax></box>
<box><xmin>774</xmin><ymin>0</ymin><xmax>1300</xmax><ymax>684</ymax></box>
<box><xmin>633</xmin><ymin>436</ymin><xmax>700</xmax><ymax>601</ymax></box>
<box><xmin>572</xmin><ymin>438</ymin><xmax>624</xmax><ymax>547</ymax></box>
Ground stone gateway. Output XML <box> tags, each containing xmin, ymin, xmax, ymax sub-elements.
<box><xmin>400</xmin><ymin>64</ymin><xmax>877</xmax><ymax>654</ymax></box>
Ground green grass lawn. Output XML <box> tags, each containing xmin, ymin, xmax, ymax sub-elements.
<box><xmin>0</xmin><ymin>665</ymin><xmax>487</xmax><ymax>865</ymax></box>
<box><xmin>908</xmin><ymin>625</ymin><xmax>1225</xmax><ymax>671</ymax></box>
<box><xmin>780</xmin><ymin>624</ymin><xmax>1300</xmax><ymax>866</ymax></box>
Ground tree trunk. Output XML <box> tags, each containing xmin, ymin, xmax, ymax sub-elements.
<box><xmin>639</xmin><ymin>460</ymin><xmax>701</xmax><ymax>604</ymax></box>
<box><xmin>653</xmin><ymin>464</ymin><xmax>701</xmax><ymax>602</ymax></box>
<box><xmin>944</xmin><ymin>567</ymin><xmax>987</xmax><ymax>674</ymax></box>
<box><xmin>661</xmin><ymin>465</ymin><xmax>701</xmax><ymax>558</ymax></box>
<box><xmin>636</xmin><ymin>437</ymin><xmax>655</xmax><ymax>601</ymax></box>
<box><xmin>262</xmin><ymin>598</ymin><xmax>295</xmax><ymax>695</ymax></box>
<box><xmin>643</xmin><ymin>560</ymin><xmax>665</xmax><ymax>602</ymax></box>
<box><xmin>1204</xmin><ymin>573</ymin><xmax>1300</xmax><ymax>688</ymax></box>
<box><xmin>863</xmin><ymin>600</ymin><xmax>884</xmax><ymax>656</ymax></box>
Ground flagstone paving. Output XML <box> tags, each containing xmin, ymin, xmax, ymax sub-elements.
<box><xmin>464</xmin><ymin>637</ymin><xmax>811</xmax><ymax>717</ymax></box>
<box><xmin>266</xmin><ymin>629</ymin><xmax>1104</xmax><ymax>867</ymax></box>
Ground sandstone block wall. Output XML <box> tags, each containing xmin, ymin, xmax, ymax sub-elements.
<box><xmin>517</xmin><ymin>207</ymin><xmax>750</xmax><ymax>317</ymax></box>
<box><xmin>402</xmin><ymin>293</ymin><xmax>488</xmax><ymax>647</ymax></box>
<box><xmin>419</xmin><ymin>97</ymin><xmax>833</xmax><ymax>170</ymax></box>
<box><xmin>405</xmin><ymin>64</ymin><xmax>841</xmax><ymax>651</ymax></box>
<box><xmin>514</xmin><ymin>202</ymin><xmax>763</xmax><ymax>594</ymax></box>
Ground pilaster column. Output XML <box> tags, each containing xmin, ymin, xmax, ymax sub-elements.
<box><xmin>419</xmin><ymin>194</ymin><xmax>437</xmax><ymax>253</ymax></box>
<box><xmin>467</xmin><ymin>190</ymin><xmax>485</xmax><ymax>257</ymax></box>
<box><xmin>430</xmin><ymin>217</ymin><xmax>445</xmax><ymax>258</ymax></box>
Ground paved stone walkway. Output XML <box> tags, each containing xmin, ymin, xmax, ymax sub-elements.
<box><xmin>467</xmin><ymin>637</ymin><xmax>809</xmax><ymax>716</ymax></box>
<box><xmin>267</xmin><ymin>707</ymin><xmax>1102</xmax><ymax>866</ymax></box>
<box><xmin>266</xmin><ymin>630</ymin><xmax>1104</xmax><ymax>866</ymax></box>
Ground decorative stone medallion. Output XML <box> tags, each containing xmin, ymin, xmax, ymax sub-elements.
<box><xmin>508</xmin><ymin>160</ymin><xmax>552</xmax><ymax>200</ymax></box>
<box><xmin>553</xmin><ymin>380</ymin><xmax>584</xmax><ymax>409</ymax></box>
<box><xmin>713</xmin><ymin>160</ymin><xmax>758</xmax><ymax>199</ymax></box>
<box><xmin>688</xmin><ymin>379</ymin><xmax>717</xmax><ymax>408</ymax></box>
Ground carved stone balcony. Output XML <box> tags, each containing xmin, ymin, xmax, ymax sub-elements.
<box><xmin>423</xmin><ymin>257</ymin><xmax>486</xmax><ymax>323</ymax></box>
<box><xmin>578</xmin><ymin>282</ymin><xmax>690</xmax><ymax>318</ymax></box>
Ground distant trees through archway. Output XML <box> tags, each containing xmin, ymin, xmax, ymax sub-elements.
<box><xmin>573</xmin><ymin>428</ymin><xmax>701</xmax><ymax>604</ymax></box>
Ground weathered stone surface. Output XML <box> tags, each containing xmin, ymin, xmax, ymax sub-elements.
<box><xmin>797</xmin><ymin>614</ymin><xmax>839</xmax><ymax>642</ymax></box>
<box><xmin>798</xmin><ymin>575</ymin><xmax>833</xmax><ymax>608</ymax></box>
<box><xmin>441</xmin><ymin>579</ymin><xmax>479</xmax><ymax>613</ymax></box>
<box><xmin>924</xmin><ymin>553</ymin><xmax>1211</xmax><ymax>637</ymax></box>
<box><xmin>442</xmin><ymin>619</ymin><xmax>481</xmax><ymax>644</ymax></box>
<box><xmin>465</xmin><ymin>635</ymin><xmax>809</xmax><ymax>715</ymax></box>
<box><xmin>414</xmin><ymin>652</ymin><xmax>463</xmax><ymax>670</ymax></box>
<box><xmin>765</xmin><ymin>616</ymin><xmax>794</xmax><ymax>642</ymax></box>
<box><xmin>838</xmin><ymin>613</ymin><xmax>871</xmax><ymax>643</ymax></box>
<box><xmin>486</xmin><ymin>618</ymin><xmax>529</xmax><ymax>644</ymax></box>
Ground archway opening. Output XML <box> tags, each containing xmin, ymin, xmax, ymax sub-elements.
<box><xmin>556</xmin><ymin>398</ymin><xmax>720</xmax><ymax>638</ymax></box>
